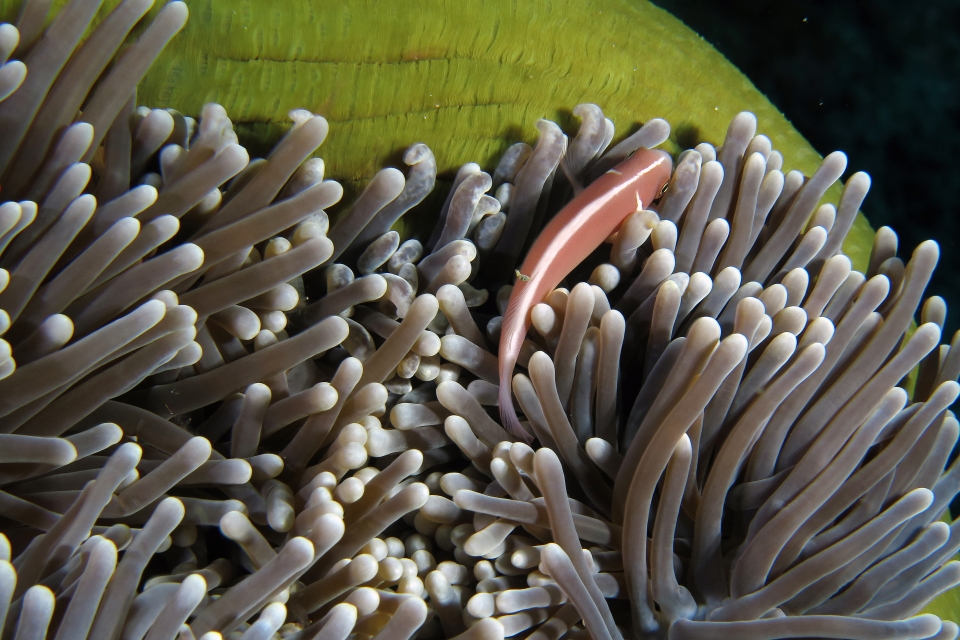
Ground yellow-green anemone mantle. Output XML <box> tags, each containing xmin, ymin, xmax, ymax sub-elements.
<box><xmin>0</xmin><ymin>0</ymin><xmax>874</xmax><ymax>266</ymax></box>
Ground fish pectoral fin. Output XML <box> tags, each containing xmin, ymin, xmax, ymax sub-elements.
<box><xmin>559</xmin><ymin>155</ymin><xmax>585</xmax><ymax>195</ymax></box>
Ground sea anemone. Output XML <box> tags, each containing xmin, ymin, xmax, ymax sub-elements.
<box><xmin>0</xmin><ymin>1</ymin><xmax>956</xmax><ymax>640</ymax></box>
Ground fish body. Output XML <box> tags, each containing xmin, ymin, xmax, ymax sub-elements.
<box><xmin>498</xmin><ymin>148</ymin><xmax>673</xmax><ymax>439</ymax></box>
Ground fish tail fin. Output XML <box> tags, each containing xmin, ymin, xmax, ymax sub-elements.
<box><xmin>499</xmin><ymin>291</ymin><xmax>534</xmax><ymax>444</ymax></box>
<box><xmin>499</xmin><ymin>375</ymin><xmax>533</xmax><ymax>444</ymax></box>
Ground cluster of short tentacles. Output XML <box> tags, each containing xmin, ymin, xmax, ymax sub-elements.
<box><xmin>0</xmin><ymin>1</ymin><xmax>957</xmax><ymax>639</ymax></box>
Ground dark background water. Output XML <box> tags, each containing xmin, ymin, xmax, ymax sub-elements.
<box><xmin>651</xmin><ymin>0</ymin><xmax>960</xmax><ymax>340</ymax></box>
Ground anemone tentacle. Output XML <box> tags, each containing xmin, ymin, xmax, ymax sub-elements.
<box><xmin>0</xmin><ymin>1</ymin><xmax>954</xmax><ymax>639</ymax></box>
